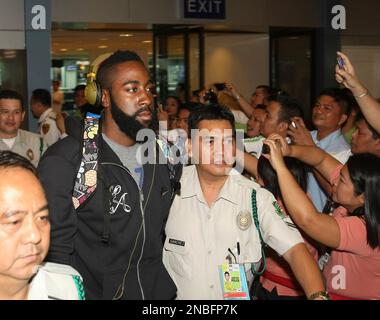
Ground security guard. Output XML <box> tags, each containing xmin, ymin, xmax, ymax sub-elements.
<box><xmin>163</xmin><ymin>104</ymin><xmax>327</xmax><ymax>300</ymax></box>
<box><xmin>30</xmin><ymin>88</ymin><xmax>61</xmax><ymax>147</ymax></box>
<box><xmin>0</xmin><ymin>89</ymin><xmax>46</xmax><ymax>167</ymax></box>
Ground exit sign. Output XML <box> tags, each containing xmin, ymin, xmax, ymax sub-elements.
<box><xmin>183</xmin><ymin>0</ymin><xmax>226</xmax><ymax>20</ymax></box>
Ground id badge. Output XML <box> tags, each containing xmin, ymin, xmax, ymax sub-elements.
<box><xmin>218</xmin><ymin>263</ymin><xmax>250</xmax><ymax>300</ymax></box>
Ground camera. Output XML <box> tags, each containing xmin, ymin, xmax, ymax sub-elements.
<box><xmin>214</xmin><ymin>83</ymin><xmax>227</xmax><ymax>91</ymax></box>
<box><xmin>261</xmin><ymin>144</ymin><xmax>270</xmax><ymax>155</ymax></box>
<box><xmin>204</xmin><ymin>89</ymin><xmax>218</xmax><ymax>104</ymax></box>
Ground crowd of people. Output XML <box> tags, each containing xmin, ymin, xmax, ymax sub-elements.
<box><xmin>0</xmin><ymin>50</ymin><xmax>379</xmax><ymax>300</ymax></box>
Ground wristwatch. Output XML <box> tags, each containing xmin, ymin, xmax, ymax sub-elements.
<box><xmin>308</xmin><ymin>290</ymin><xmax>331</xmax><ymax>300</ymax></box>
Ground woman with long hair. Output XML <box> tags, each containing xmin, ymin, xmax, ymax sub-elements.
<box><xmin>256</xmin><ymin>157</ymin><xmax>319</xmax><ymax>299</ymax></box>
<box><xmin>263</xmin><ymin>134</ymin><xmax>380</xmax><ymax>299</ymax></box>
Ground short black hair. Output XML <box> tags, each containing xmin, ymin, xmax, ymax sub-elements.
<box><xmin>0</xmin><ymin>89</ymin><xmax>24</xmax><ymax>108</ymax></box>
<box><xmin>74</xmin><ymin>84</ymin><xmax>86</xmax><ymax>93</ymax></box>
<box><xmin>255</xmin><ymin>104</ymin><xmax>267</xmax><ymax>111</ymax></box>
<box><xmin>97</xmin><ymin>50</ymin><xmax>144</xmax><ymax>89</ymax></box>
<box><xmin>255</xmin><ymin>85</ymin><xmax>270</xmax><ymax>96</ymax></box>
<box><xmin>177</xmin><ymin>102</ymin><xmax>201</xmax><ymax>115</ymax></box>
<box><xmin>318</xmin><ymin>88</ymin><xmax>351</xmax><ymax>116</ymax></box>
<box><xmin>0</xmin><ymin>151</ymin><xmax>37</xmax><ymax>175</ymax></box>
<box><xmin>32</xmin><ymin>89</ymin><xmax>51</xmax><ymax>107</ymax></box>
<box><xmin>268</xmin><ymin>94</ymin><xmax>304</xmax><ymax>125</ymax></box>
<box><xmin>188</xmin><ymin>104</ymin><xmax>236</xmax><ymax>138</ymax></box>
<box><xmin>357</xmin><ymin>114</ymin><xmax>380</xmax><ymax>140</ymax></box>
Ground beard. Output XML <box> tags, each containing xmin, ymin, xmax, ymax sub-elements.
<box><xmin>109</xmin><ymin>93</ymin><xmax>152</xmax><ymax>143</ymax></box>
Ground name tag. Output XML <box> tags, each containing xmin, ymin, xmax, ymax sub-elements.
<box><xmin>169</xmin><ymin>238</ymin><xmax>185</xmax><ymax>247</ymax></box>
<box><xmin>218</xmin><ymin>263</ymin><xmax>250</xmax><ymax>300</ymax></box>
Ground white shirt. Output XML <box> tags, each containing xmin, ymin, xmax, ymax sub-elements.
<box><xmin>243</xmin><ymin>135</ymin><xmax>265</xmax><ymax>159</ymax></box>
<box><xmin>163</xmin><ymin>165</ymin><xmax>303</xmax><ymax>300</ymax></box>
<box><xmin>1</xmin><ymin>137</ymin><xmax>16</xmax><ymax>149</ymax></box>
<box><xmin>28</xmin><ymin>262</ymin><xmax>84</xmax><ymax>300</ymax></box>
<box><xmin>308</xmin><ymin>129</ymin><xmax>351</xmax><ymax>211</ymax></box>
<box><xmin>0</xmin><ymin>129</ymin><xmax>46</xmax><ymax>167</ymax></box>
<box><xmin>38</xmin><ymin>108</ymin><xmax>61</xmax><ymax>147</ymax></box>
<box><xmin>231</xmin><ymin>110</ymin><xmax>249</xmax><ymax>124</ymax></box>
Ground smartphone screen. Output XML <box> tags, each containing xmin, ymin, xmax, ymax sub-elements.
<box><xmin>337</xmin><ymin>57</ymin><xmax>345</xmax><ymax>70</ymax></box>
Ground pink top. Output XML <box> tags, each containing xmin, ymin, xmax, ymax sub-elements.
<box><xmin>260</xmin><ymin>200</ymin><xmax>319</xmax><ymax>296</ymax></box>
<box><xmin>323</xmin><ymin>165</ymin><xmax>380</xmax><ymax>299</ymax></box>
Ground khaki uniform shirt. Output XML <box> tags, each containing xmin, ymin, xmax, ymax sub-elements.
<box><xmin>163</xmin><ymin>165</ymin><xmax>303</xmax><ymax>300</ymax></box>
<box><xmin>38</xmin><ymin>108</ymin><xmax>60</xmax><ymax>147</ymax></box>
<box><xmin>0</xmin><ymin>129</ymin><xmax>46</xmax><ymax>167</ymax></box>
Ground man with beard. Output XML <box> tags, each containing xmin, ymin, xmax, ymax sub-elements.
<box><xmin>37</xmin><ymin>51</ymin><xmax>181</xmax><ymax>300</ymax></box>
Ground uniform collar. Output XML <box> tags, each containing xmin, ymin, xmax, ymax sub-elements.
<box><xmin>14</xmin><ymin>130</ymin><xmax>25</xmax><ymax>146</ymax></box>
<box><xmin>38</xmin><ymin>108</ymin><xmax>55</xmax><ymax>123</ymax></box>
<box><xmin>181</xmin><ymin>165</ymin><xmax>239</xmax><ymax>205</ymax></box>
<box><xmin>0</xmin><ymin>130</ymin><xmax>24</xmax><ymax>149</ymax></box>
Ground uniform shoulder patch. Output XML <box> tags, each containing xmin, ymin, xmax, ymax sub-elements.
<box><xmin>273</xmin><ymin>201</ymin><xmax>286</xmax><ymax>219</ymax></box>
<box><xmin>42</xmin><ymin>123</ymin><xmax>50</xmax><ymax>135</ymax></box>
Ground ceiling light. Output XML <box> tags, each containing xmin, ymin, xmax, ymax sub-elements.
<box><xmin>120</xmin><ymin>34</ymin><xmax>133</xmax><ymax>37</ymax></box>
<box><xmin>142</xmin><ymin>40</ymin><xmax>152</xmax><ymax>44</ymax></box>
<box><xmin>76</xmin><ymin>48</ymin><xmax>84</xmax><ymax>51</ymax></box>
<box><xmin>60</xmin><ymin>48</ymin><xmax>68</xmax><ymax>52</ymax></box>
<box><xmin>98</xmin><ymin>45</ymin><xmax>108</xmax><ymax>49</ymax></box>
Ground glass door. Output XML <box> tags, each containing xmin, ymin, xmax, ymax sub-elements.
<box><xmin>153</xmin><ymin>26</ymin><xmax>204</xmax><ymax>103</ymax></box>
<box><xmin>270</xmin><ymin>28</ymin><xmax>315</xmax><ymax>123</ymax></box>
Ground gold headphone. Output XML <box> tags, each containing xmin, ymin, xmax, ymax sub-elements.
<box><xmin>85</xmin><ymin>52</ymin><xmax>113</xmax><ymax>107</ymax></box>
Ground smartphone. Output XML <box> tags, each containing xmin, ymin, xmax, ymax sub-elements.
<box><xmin>261</xmin><ymin>144</ymin><xmax>270</xmax><ymax>155</ymax></box>
<box><xmin>214</xmin><ymin>83</ymin><xmax>226</xmax><ymax>91</ymax></box>
<box><xmin>337</xmin><ymin>56</ymin><xmax>345</xmax><ymax>70</ymax></box>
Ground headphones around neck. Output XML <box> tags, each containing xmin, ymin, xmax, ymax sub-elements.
<box><xmin>84</xmin><ymin>52</ymin><xmax>113</xmax><ymax>107</ymax></box>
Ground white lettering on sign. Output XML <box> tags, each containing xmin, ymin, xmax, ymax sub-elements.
<box><xmin>214</xmin><ymin>0</ymin><xmax>222</xmax><ymax>13</ymax></box>
<box><xmin>187</xmin><ymin>0</ymin><xmax>197</xmax><ymax>13</ymax></box>
<box><xmin>31</xmin><ymin>5</ymin><xmax>46</xmax><ymax>30</ymax></box>
<box><xmin>331</xmin><ymin>5</ymin><xmax>346</xmax><ymax>30</ymax></box>
<box><xmin>186</xmin><ymin>0</ymin><xmax>224</xmax><ymax>14</ymax></box>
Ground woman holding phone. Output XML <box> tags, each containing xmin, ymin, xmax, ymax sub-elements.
<box><xmin>262</xmin><ymin>134</ymin><xmax>380</xmax><ymax>300</ymax></box>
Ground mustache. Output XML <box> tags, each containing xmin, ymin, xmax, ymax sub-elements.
<box><xmin>133</xmin><ymin>106</ymin><xmax>151</xmax><ymax>118</ymax></box>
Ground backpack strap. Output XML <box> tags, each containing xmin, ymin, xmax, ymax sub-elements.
<box><xmin>72</xmin><ymin>113</ymin><xmax>101</xmax><ymax>210</ymax></box>
<box><xmin>251</xmin><ymin>188</ymin><xmax>267</xmax><ymax>276</ymax></box>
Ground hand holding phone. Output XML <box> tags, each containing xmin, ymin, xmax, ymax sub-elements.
<box><xmin>261</xmin><ymin>143</ymin><xmax>270</xmax><ymax>155</ymax></box>
<box><xmin>214</xmin><ymin>83</ymin><xmax>227</xmax><ymax>91</ymax></box>
<box><xmin>337</xmin><ymin>56</ymin><xmax>345</xmax><ymax>70</ymax></box>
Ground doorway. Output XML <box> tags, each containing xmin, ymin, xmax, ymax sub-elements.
<box><xmin>153</xmin><ymin>25</ymin><xmax>204</xmax><ymax>102</ymax></box>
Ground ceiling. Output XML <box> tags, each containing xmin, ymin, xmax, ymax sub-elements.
<box><xmin>51</xmin><ymin>29</ymin><xmax>153</xmax><ymax>60</ymax></box>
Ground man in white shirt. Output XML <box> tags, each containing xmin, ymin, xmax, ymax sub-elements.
<box><xmin>0</xmin><ymin>90</ymin><xmax>46</xmax><ymax>167</ymax></box>
<box><xmin>0</xmin><ymin>150</ymin><xmax>84</xmax><ymax>300</ymax></box>
<box><xmin>30</xmin><ymin>88</ymin><xmax>61</xmax><ymax>147</ymax></box>
<box><xmin>288</xmin><ymin>88</ymin><xmax>351</xmax><ymax>212</ymax></box>
<box><xmin>163</xmin><ymin>104</ymin><xmax>326</xmax><ymax>300</ymax></box>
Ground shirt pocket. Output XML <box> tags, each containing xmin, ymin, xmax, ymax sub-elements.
<box><xmin>164</xmin><ymin>237</ymin><xmax>192</xmax><ymax>279</ymax></box>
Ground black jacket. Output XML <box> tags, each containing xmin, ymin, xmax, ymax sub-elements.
<box><xmin>37</xmin><ymin>132</ymin><xmax>180</xmax><ymax>300</ymax></box>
